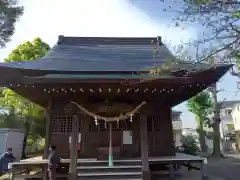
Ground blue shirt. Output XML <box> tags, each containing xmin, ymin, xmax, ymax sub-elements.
<box><xmin>0</xmin><ymin>152</ymin><xmax>15</xmax><ymax>173</ymax></box>
<box><xmin>48</xmin><ymin>151</ymin><xmax>60</xmax><ymax>168</ymax></box>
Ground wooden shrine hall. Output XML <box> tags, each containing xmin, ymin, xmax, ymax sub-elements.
<box><xmin>0</xmin><ymin>36</ymin><xmax>231</xmax><ymax>180</ymax></box>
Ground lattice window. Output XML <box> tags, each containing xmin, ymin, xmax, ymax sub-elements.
<box><xmin>66</xmin><ymin>116</ymin><xmax>73</xmax><ymax>132</ymax></box>
<box><xmin>52</xmin><ymin>115</ymin><xmax>73</xmax><ymax>133</ymax></box>
<box><xmin>88</xmin><ymin>119</ymin><xmax>133</xmax><ymax>132</ymax></box>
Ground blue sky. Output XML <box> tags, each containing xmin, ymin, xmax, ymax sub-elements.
<box><xmin>0</xmin><ymin>0</ymin><xmax>239</xmax><ymax>128</ymax></box>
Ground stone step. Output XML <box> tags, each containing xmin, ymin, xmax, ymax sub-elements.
<box><xmin>77</xmin><ymin>159</ymin><xmax>142</xmax><ymax>167</ymax></box>
<box><xmin>77</xmin><ymin>171</ymin><xmax>142</xmax><ymax>179</ymax></box>
<box><xmin>77</xmin><ymin>178</ymin><xmax>142</xmax><ymax>180</ymax></box>
<box><xmin>76</xmin><ymin>159</ymin><xmax>143</xmax><ymax>179</ymax></box>
<box><xmin>77</xmin><ymin>165</ymin><xmax>142</xmax><ymax>169</ymax></box>
<box><xmin>77</xmin><ymin>165</ymin><xmax>142</xmax><ymax>173</ymax></box>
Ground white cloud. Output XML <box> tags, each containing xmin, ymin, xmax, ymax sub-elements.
<box><xmin>0</xmin><ymin>0</ymin><xmax>195</xmax><ymax>60</ymax></box>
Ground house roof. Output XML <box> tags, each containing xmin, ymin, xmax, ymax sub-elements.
<box><xmin>219</xmin><ymin>100</ymin><xmax>240</xmax><ymax>108</ymax></box>
<box><xmin>0</xmin><ymin>36</ymin><xmax>233</xmax><ymax>107</ymax></box>
<box><xmin>172</xmin><ymin>110</ymin><xmax>182</xmax><ymax>115</ymax></box>
<box><xmin>0</xmin><ymin>36</ymin><xmax>172</xmax><ymax>72</ymax></box>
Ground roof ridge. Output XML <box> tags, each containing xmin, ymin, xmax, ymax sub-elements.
<box><xmin>57</xmin><ymin>35</ymin><xmax>163</xmax><ymax>46</ymax></box>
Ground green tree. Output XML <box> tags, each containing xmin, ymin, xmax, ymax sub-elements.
<box><xmin>0</xmin><ymin>0</ymin><xmax>24</xmax><ymax>47</ymax></box>
<box><xmin>2</xmin><ymin>37</ymin><xmax>50</xmax><ymax>158</ymax></box>
<box><xmin>187</xmin><ymin>91</ymin><xmax>213</xmax><ymax>153</ymax></box>
<box><xmin>182</xmin><ymin>135</ymin><xmax>200</xmax><ymax>155</ymax></box>
<box><xmin>159</xmin><ymin>0</ymin><xmax>234</xmax><ymax>157</ymax></box>
<box><xmin>158</xmin><ymin>0</ymin><xmax>239</xmax><ymax>67</ymax></box>
<box><xmin>0</xmin><ymin>89</ymin><xmax>23</xmax><ymax>129</ymax></box>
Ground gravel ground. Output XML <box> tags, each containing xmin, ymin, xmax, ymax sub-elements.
<box><xmin>204</xmin><ymin>157</ymin><xmax>240</xmax><ymax>180</ymax></box>
<box><xmin>152</xmin><ymin>156</ymin><xmax>240</xmax><ymax>180</ymax></box>
<box><xmin>175</xmin><ymin>157</ymin><xmax>240</xmax><ymax>180</ymax></box>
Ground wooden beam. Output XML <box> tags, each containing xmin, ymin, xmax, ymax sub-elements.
<box><xmin>69</xmin><ymin>115</ymin><xmax>80</xmax><ymax>180</ymax></box>
<box><xmin>140</xmin><ymin>115</ymin><xmax>151</xmax><ymax>180</ymax></box>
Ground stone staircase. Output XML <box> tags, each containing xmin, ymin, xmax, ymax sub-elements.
<box><xmin>76</xmin><ymin>159</ymin><xmax>143</xmax><ymax>180</ymax></box>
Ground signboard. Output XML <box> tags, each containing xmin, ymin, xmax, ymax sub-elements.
<box><xmin>123</xmin><ymin>131</ymin><xmax>132</xmax><ymax>145</ymax></box>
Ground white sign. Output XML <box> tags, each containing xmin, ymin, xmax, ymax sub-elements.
<box><xmin>69</xmin><ymin>133</ymin><xmax>81</xmax><ymax>143</ymax></box>
<box><xmin>123</xmin><ymin>131</ymin><xmax>132</xmax><ymax>145</ymax></box>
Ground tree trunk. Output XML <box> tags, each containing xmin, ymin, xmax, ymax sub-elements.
<box><xmin>210</xmin><ymin>84</ymin><xmax>223</xmax><ymax>158</ymax></box>
<box><xmin>235</xmin><ymin>134</ymin><xmax>240</xmax><ymax>152</ymax></box>
<box><xmin>197</xmin><ymin>116</ymin><xmax>207</xmax><ymax>153</ymax></box>
<box><xmin>21</xmin><ymin>119</ymin><xmax>30</xmax><ymax>159</ymax></box>
<box><xmin>212</xmin><ymin>121</ymin><xmax>222</xmax><ymax>157</ymax></box>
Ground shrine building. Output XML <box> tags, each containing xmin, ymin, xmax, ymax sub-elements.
<box><xmin>0</xmin><ymin>36</ymin><xmax>231</xmax><ymax>180</ymax></box>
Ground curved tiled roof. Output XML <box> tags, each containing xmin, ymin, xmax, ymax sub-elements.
<box><xmin>0</xmin><ymin>36</ymin><xmax>222</xmax><ymax>73</ymax></box>
<box><xmin>0</xmin><ymin>36</ymin><xmax>178</xmax><ymax>72</ymax></box>
<box><xmin>0</xmin><ymin>36</ymin><xmax>233</xmax><ymax>87</ymax></box>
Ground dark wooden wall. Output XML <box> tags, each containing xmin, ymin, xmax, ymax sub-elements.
<box><xmin>49</xmin><ymin>103</ymin><xmax>175</xmax><ymax>158</ymax></box>
<box><xmin>147</xmin><ymin>107</ymin><xmax>175</xmax><ymax>156</ymax></box>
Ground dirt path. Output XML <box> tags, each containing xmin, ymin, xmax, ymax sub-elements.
<box><xmin>170</xmin><ymin>157</ymin><xmax>240</xmax><ymax>180</ymax></box>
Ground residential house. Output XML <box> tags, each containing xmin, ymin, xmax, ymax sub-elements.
<box><xmin>219</xmin><ymin>101</ymin><xmax>240</xmax><ymax>137</ymax></box>
<box><xmin>172</xmin><ymin>111</ymin><xmax>182</xmax><ymax>147</ymax></box>
<box><xmin>219</xmin><ymin>100</ymin><xmax>240</xmax><ymax>151</ymax></box>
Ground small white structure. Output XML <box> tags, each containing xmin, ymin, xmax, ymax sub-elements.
<box><xmin>219</xmin><ymin>101</ymin><xmax>240</xmax><ymax>137</ymax></box>
<box><xmin>172</xmin><ymin>111</ymin><xmax>183</xmax><ymax>147</ymax></box>
<box><xmin>230</xmin><ymin>103</ymin><xmax>240</xmax><ymax>131</ymax></box>
<box><xmin>219</xmin><ymin>101</ymin><xmax>240</xmax><ymax>151</ymax></box>
<box><xmin>0</xmin><ymin>128</ymin><xmax>25</xmax><ymax>161</ymax></box>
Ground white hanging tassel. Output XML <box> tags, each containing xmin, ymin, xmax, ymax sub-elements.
<box><xmin>117</xmin><ymin>120</ymin><xmax>119</xmax><ymax>128</ymax></box>
<box><xmin>104</xmin><ymin>121</ymin><xmax>107</xmax><ymax>128</ymax></box>
<box><xmin>94</xmin><ymin>116</ymin><xmax>98</xmax><ymax>125</ymax></box>
<box><xmin>130</xmin><ymin>114</ymin><xmax>133</xmax><ymax>122</ymax></box>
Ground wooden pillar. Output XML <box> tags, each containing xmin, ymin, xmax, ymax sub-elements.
<box><xmin>43</xmin><ymin>100</ymin><xmax>52</xmax><ymax>180</ymax></box>
<box><xmin>80</xmin><ymin>118</ymin><xmax>87</xmax><ymax>154</ymax></box>
<box><xmin>108</xmin><ymin>123</ymin><xmax>113</xmax><ymax>167</ymax></box>
<box><xmin>132</xmin><ymin>117</ymin><xmax>139</xmax><ymax>155</ymax></box>
<box><xmin>140</xmin><ymin>115</ymin><xmax>151</xmax><ymax>180</ymax></box>
<box><xmin>69</xmin><ymin>114</ymin><xmax>80</xmax><ymax>179</ymax></box>
<box><xmin>43</xmin><ymin>99</ymin><xmax>52</xmax><ymax>159</ymax></box>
